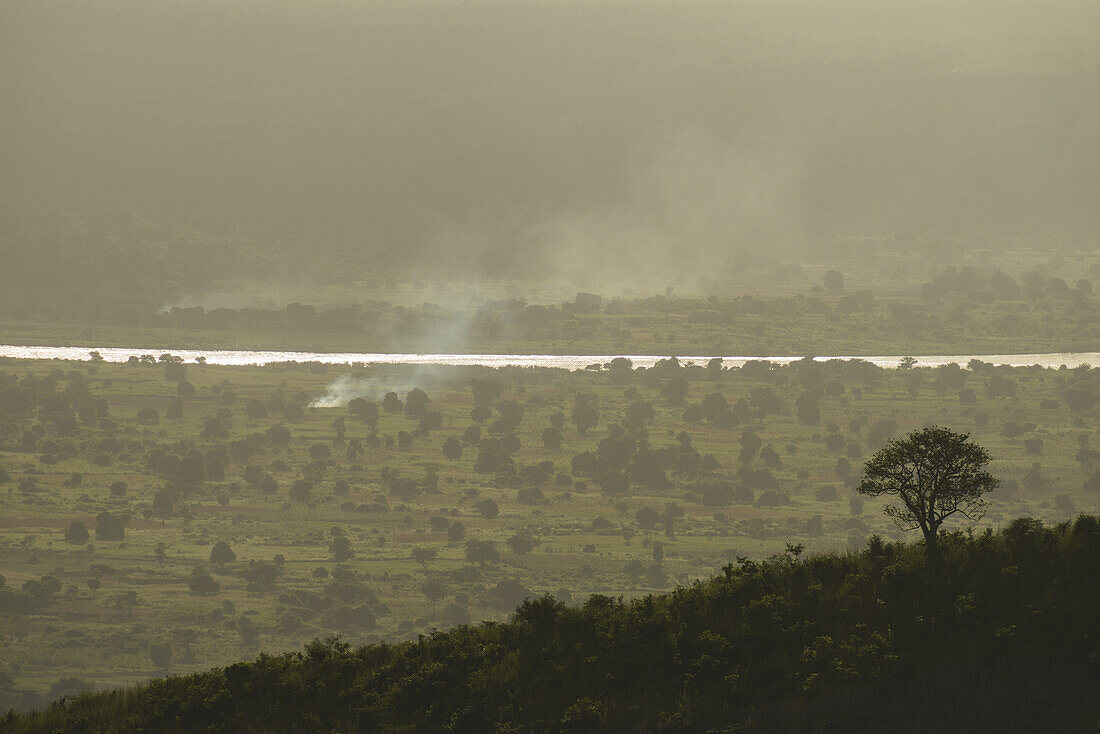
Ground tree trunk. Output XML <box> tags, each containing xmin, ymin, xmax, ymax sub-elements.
<box><xmin>922</xmin><ymin>525</ymin><xmax>940</xmax><ymax>563</ymax></box>
<box><xmin>922</xmin><ymin>524</ymin><xmax>943</xmax><ymax>583</ymax></box>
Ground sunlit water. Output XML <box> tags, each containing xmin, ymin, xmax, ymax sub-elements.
<box><xmin>0</xmin><ymin>345</ymin><xmax>1097</xmax><ymax>370</ymax></box>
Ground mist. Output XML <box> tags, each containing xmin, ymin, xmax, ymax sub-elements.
<box><xmin>3</xmin><ymin>0</ymin><xmax>1099</xmax><ymax>286</ymax></box>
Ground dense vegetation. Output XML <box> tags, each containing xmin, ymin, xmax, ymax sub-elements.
<box><xmin>6</xmin><ymin>516</ymin><xmax>1098</xmax><ymax>732</ymax></box>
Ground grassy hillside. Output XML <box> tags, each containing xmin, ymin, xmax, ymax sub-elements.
<box><xmin>6</xmin><ymin>516</ymin><xmax>1098</xmax><ymax>733</ymax></box>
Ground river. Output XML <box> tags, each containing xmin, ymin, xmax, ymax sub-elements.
<box><xmin>0</xmin><ymin>345</ymin><xmax>1097</xmax><ymax>370</ymax></box>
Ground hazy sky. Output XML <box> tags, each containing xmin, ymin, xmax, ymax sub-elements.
<box><xmin>2</xmin><ymin>0</ymin><xmax>1098</xmax><ymax>274</ymax></box>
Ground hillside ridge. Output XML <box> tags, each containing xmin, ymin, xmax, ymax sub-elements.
<box><xmin>6</xmin><ymin>516</ymin><xmax>1099</xmax><ymax>733</ymax></box>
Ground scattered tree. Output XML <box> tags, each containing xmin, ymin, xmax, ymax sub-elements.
<box><xmin>210</xmin><ymin>541</ymin><xmax>237</xmax><ymax>566</ymax></box>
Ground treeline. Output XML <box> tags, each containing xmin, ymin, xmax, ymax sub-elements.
<box><xmin>82</xmin><ymin>284</ymin><xmax>1100</xmax><ymax>344</ymax></box>
<box><xmin>5</xmin><ymin>517</ymin><xmax>1098</xmax><ymax>733</ymax></box>
<box><xmin>920</xmin><ymin>265</ymin><xmax>1094</xmax><ymax>302</ymax></box>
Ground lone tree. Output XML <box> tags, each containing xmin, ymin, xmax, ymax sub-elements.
<box><xmin>858</xmin><ymin>426</ymin><xmax>998</xmax><ymax>559</ymax></box>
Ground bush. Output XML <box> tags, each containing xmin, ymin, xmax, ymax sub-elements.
<box><xmin>755</xmin><ymin>489</ymin><xmax>790</xmax><ymax>507</ymax></box>
<box><xmin>64</xmin><ymin>521</ymin><xmax>89</xmax><ymax>544</ymax></box>
<box><xmin>188</xmin><ymin>568</ymin><xmax>219</xmax><ymax>595</ymax></box>
<box><xmin>210</xmin><ymin>542</ymin><xmax>237</xmax><ymax>565</ymax></box>
<box><xmin>95</xmin><ymin>513</ymin><xmax>125</xmax><ymax>541</ymax></box>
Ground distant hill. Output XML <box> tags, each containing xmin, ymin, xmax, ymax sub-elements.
<box><xmin>6</xmin><ymin>516</ymin><xmax>1099</xmax><ymax>733</ymax></box>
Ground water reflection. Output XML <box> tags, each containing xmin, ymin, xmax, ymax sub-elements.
<box><xmin>0</xmin><ymin>345</ymin><xmax>1096</xmax><ymax>370</ymax></box>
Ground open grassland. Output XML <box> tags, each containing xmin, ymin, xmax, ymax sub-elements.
<box><xmin>1</xmin><ymin>354</ymin><xmax>1098</xmax><ymax>707</ymax></box>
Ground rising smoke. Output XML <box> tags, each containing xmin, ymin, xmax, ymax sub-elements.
<box><xmin>310</xmin><ymin>375</ymin><xmax>392</xmax><ymax>408</ymax></box>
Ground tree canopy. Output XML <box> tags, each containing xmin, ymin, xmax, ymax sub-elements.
<box><xmin>858</xmin><ymin>426</ymin><xmax>999</xmax><ymax>556</ymax></box>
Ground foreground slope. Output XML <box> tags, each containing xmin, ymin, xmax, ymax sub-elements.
<box><xmin>7</xmin><ymin>517</ymin><xmax>1099</xmax><ymax>733</ymax></box>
